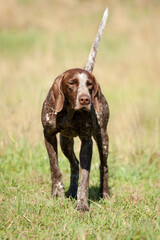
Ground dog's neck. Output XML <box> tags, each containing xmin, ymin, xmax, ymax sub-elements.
<box><xmin>63</xmin><ymin>100</ymin><xmax>75</xmax><ymax>121</ymax></box>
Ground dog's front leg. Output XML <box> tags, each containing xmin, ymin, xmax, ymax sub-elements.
<box><xmin>76</xmin><ymin>137</ymin><xmax>93</xmax><ymax>211</ymax></box>
<box><xmin>44</xmin><ymin>130</ymin><xmax>64</xmax><ymax>198</ymax></box>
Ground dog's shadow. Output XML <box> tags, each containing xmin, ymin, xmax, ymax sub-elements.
<box><xmin>89</xmin><ymin>185</ymin><xmax>100</xmax><ymax>201</ymax></box>
<box><xmin>65</xmin><ymin>185</ymin><xmax>110</xmax><ymax>202</ymax></box>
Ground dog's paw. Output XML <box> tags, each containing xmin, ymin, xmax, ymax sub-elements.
<box><xmin>99</xmin><ymin>190</ymin><xmax>110</xmax><ymax>199</ymax></box>
<box><xmin>66</xmin><ymin>191</ymin><xmax>77</xmax><ymax>199</ymax></box>
<box><xmin>103</xmin><ymin>191</ymin><xmax>110</xmax><ymax>198</ymax></box>
<box><xmin>66</xmin><ymin>187</ymin><xmax>77</xmax><ymax>199</ymax></box>
<box><xmin>51</xmin><ymin>181</ymin><xmax>65</xmax><ymax>198</ymax></box>
<box><xmin>76</xmin><ymin>199</ymin><xmax>89</xmax><ymax>211</ymax></box>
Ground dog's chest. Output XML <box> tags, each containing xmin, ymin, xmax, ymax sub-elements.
<box><xmin>57</xmin><ymin>110</ymin><xmax>93</xmax><ymax>138</ymax></box>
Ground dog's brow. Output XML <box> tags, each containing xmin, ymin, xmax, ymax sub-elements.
<box><xmin>68</xmin><ymin>78</ymin><xmax>77</xmax><ymax>82</ymax></box>
<box><xmin>76</xmin><ymin>73</ymin><xmax>88</xmax><ymax>82</ymax></box>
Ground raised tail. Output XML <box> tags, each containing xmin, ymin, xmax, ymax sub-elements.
<box><xmin>84</xmin><ymin>8</ymin><xmax>109</xmax><ymax>73</ymax></box>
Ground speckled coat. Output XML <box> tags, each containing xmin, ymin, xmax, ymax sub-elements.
<box><xmin>41</xmin><ymin>68</ymin><xmax>110</xmax><ymax>211</ymax></box>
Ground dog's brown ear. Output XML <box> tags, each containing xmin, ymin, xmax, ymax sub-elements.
<box><xmin>51</xmin><ymin>74</ymin><xmax>65</xmax><ymax>113</ymax></box>
<box><xmin>92</xmin><ymin>75</ymin><xmax>101</xmax><ymax>112</ymax></box>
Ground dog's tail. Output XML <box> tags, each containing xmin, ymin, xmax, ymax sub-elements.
<box><xmin>84</xmin><ymin>7</ymin><xmax>108</xmax><ymax>73</ymax></box>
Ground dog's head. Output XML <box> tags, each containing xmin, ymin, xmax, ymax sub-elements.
<box><xmin>51</xmin><ymin>68</ymin><xmax>100</xmax><ymax>113</ymax></box>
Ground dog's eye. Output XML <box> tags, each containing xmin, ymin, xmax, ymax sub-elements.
<box><xmin>87</xmin><ymin>80</ymin><xmax>93</xmax><ymax>88</ymax></box>
<box><xmin>68</xmin><ymin>79</ymin><xmax>77</xmax><ymax>86</ymax></box>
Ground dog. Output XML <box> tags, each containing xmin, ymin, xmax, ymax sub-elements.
<box><xmin>41</xmin><ymin>8</ymin><xmax>109</xmax><ymax>211</ymax></box>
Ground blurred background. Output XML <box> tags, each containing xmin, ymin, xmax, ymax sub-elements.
<box><xmin>0</xmin><ymin>0</ymin><xmax>160</xmax><ymax>158</ymax></box>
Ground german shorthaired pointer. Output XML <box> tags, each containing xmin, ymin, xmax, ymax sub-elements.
<box><xmin>41</xmin><ymin>8</ymin><xmax>110</xmax><ymax>211</ymax></box>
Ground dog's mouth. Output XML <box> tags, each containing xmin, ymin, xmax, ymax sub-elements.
<box><xmin>79</xmin><ymin>107</ymin><xmax>90</xmax><ymax>112</ymax></box>
<box><xmin>74</xmin><ymin>104</ymin><xmax>91</xmax><ymax>112</ymax></box>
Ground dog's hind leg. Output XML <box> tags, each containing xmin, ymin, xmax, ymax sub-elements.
<box><xmin>94</xmin><ymin>129</ymin><xmax>110</xmax><ymax>199</ymax></box>
<box><xmin>60</xmin><ymin>134</ymin><xmax>79</xmax><ymax>198</ymax></box>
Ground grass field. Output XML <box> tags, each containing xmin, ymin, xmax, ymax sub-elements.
<box><xmin>0</xmin><ymin>0</ymin><xmax>160</xmax><ymax>239</ymax></box>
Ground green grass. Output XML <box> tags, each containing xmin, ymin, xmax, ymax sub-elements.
<box><xmin>0</xmin><ymin>0</ymin><xmax>160</xmax><ymax>239</ymax></box>
<box><xmin>0</xmin><ymin>139</ymin><xmax>160</xmax><ymax>239</ymax></box>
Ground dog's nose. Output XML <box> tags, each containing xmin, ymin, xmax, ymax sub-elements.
<box><xmin>79</xmin><ymin>94</ymin><xmax>90</xmax><ymax>105</ymax></box>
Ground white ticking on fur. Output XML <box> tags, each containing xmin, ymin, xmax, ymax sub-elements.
<box><xmin>56</xmin><ymin>181</ymin><xmax>64</xmax><ymax>189</ymax></box>
<box><xmin>75</xmin><ymin>73</ymin><xmax>91</xmax><ymax>109</ymax></box>
<box><xmin>46</xmin><ymin>113</ymin><xmax>50</xmax><ymax>121</ymax></box>
<box><xmin>84</xmin><ymin>7</ymin><xmax>109</xmax><ymax>73</ymax></box>
<box><xmin>77</xmin><ymin>73</ymin><xmax>89</xmax><ymax>95</ymax></box>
